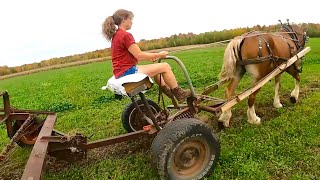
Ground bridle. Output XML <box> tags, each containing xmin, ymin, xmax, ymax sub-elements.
<box><xmin>281</xmin><ymin>24</ymin><xmax>308</xmax><ymax>52</ymax></box>
<box><xmin>280</xmin><ymin>23</ymin><xmax>308</xmax><ymax>73</ymax></box>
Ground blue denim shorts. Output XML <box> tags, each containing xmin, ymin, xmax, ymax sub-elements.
<box><xmin>118</xmin><ymin>66</ymin><xmax>138</xmax><ymax>78</ymax></box>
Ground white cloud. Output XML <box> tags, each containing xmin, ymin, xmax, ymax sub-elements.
<box><xmin>0</xmin><ymin>0</ymin><xmax>318</xmax><ymax>67</ymax></box>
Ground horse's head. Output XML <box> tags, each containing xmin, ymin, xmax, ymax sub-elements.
<box><xmin>280</xmin><ymin>23</ymin><xmax>308</xmax><ymax>51</ymax></box>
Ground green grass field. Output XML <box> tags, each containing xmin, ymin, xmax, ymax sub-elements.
<box><xmin>1</xmin><ymin>38</ymin><xmax>320</xmax><ymax>179</ymax></box>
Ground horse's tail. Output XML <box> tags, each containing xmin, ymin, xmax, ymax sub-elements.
<box><xmin>219</xmin><ymin>37</ymin><xmax>243</xmax><ymax>81</ymax></box>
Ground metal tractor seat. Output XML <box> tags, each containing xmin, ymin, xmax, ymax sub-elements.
<box><xmin>102</xmin><ymin>73</ymin><xmax>154</xmax><ymax>97</ymax></box>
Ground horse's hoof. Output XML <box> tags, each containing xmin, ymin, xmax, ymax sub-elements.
<box><xmin>217</xmin><ymin>122</ymin><xmax>226</xmax><ymax>130</ymax></box>
<box><xmin>248</xmin><ymin>116</ymin><xmax>261</xmax><ymax>125</ymax></box>
<box><xmin>222</xmin><ymin>121</ymin><xmax>230</xmax><ymax>127</ymax></box>
<box><xmin>290</xmin><ymin>96</ymin><xmax>297</xmax><ymax>104</ymax></box>
<box><xmin>273</xmin><ymin>102</ymin><xmax>283</xmax><ymax>108</ymax></box>
<box><xmin>218</xmin><ymin>119</ymin><xmax>230</xmax><ymax>127</ymax></box>
<box><xmin>218</xmin><ymin>112</ymin><xmax>231</xmax><ymax>123</ymax></box>
<box><xmin>255</xmin><ymin>116</ymin><xmax>261</xmax><ymax>124</ymax></box>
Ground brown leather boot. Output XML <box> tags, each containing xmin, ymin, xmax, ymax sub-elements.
<box><xmin>160</xmin><ymin>85</ymin><xmax>174</xmax><ymax>98</ymax></box>
<box><xmin>171</xmin><ymin>86</ymin><xmax>191</xmax><ymax>102</ymax></box>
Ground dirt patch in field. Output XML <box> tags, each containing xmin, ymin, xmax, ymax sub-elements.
<box><xmin>281</xmin><ymin>79</ymin><xmax>317</xmax><ymax>109</ymax></box>
<box><xmin>216</xmin><ymin>105</ymin><xmax>281</xmax><ymax>129</ymax></box>
<box><xmin>269</xmin><ymin>173</ymin><xmax>289</xmax><ymax>180</ymax></box>
<box><xmin>0</xmin><ymin>165</ymin><xmax>24</xmax><ymax>180</ymax></box>
<box><xmin>0</xmin><ymin>147</ymin><xmax>27</xmax><ymax>180</ymax></box>
<box><xmin>207</xmin><ymin>100</ymin><xmax>281</xmax><ymax>131</ymax></box>
<box><xmin>0</xmin><ymin>163</ymin><xmax>24</xmax><ymax>180</ymax></box>
<box><xmin>302</xmin><ymin>80</ymin><xmax>320</xmax><ymax>95</ymax></box>
<box><xmin>0</xmin><ymin>133</ymin><xmax>155</xmax><ymax>179</ymax></box>
<box><xmin>45</xmin><ymin>135</ymin><xmax>155</xmax><ymax>174</ymax></box>
<box><xmin>311</xmin><ymin>146</ymin><xmax>320</xmax><ymax>154</ymax></box>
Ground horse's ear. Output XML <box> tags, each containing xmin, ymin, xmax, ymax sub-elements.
<box><xmin>286</xmin><ymin>19</ymin><xmax>290</xmax><ymax>25</ymax></box>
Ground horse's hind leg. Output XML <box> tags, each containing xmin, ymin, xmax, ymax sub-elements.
<box><xmin>273</xmin><ymin>74</ymin><xmax>283</xmax><ymax>108</ymax></box>
<box><xmin>247</xmin><ymin>88</ymin><xmax>262</xmax><ymax>124</ymax></box>
<box><xmin>218</xmin><ymin>76</ymin><xmax>242</xmax><ymax>127</ymax></box>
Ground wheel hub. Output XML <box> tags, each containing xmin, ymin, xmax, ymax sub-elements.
<box><xmin>177</xmin><ymin>147</ymin><xmax>199</xmax><ymax>169</ymax></box>
<box><xmin>172</xmin><ymin>138</ymin><xmax>209</xmax><ymax>177</ymax></box>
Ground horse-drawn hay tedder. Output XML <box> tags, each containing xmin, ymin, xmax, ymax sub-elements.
<box><xmin>0</xmin><ymin>43</ymin><xmax>310</xmax><ymax>179</ymax></box>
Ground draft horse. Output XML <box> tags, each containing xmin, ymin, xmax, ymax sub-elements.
<box><xmin>218</xmin><ymin>21</ymin><xmax>308</xmax><ymax>127</ymax></box>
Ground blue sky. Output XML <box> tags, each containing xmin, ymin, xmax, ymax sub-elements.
<box><xmin>0</xmin><ymin>0</ymin><xmax>318</xmax><ymax>67</ymax></box>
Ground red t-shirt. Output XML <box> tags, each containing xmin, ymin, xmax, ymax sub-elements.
<box><xmin>111</xmin><ymin>29</ymin><xmax>138</xmax><ymax>78</ymax></box>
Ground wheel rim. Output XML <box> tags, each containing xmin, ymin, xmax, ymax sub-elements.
<box><xmin>129</xmin><ymin>104</ymin><xmax>158</xmax><ymax>131</ymax></box>
<box><xmin>15</xmin><ymin>120</ymin><xmax>42</xmax><ymax>145</ymax></box>
<box><xmin>169</xmin><ymin>137</ymin><xmax>211</xmax><ymax>178</ymax></box>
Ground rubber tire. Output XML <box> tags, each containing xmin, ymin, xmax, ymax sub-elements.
<box><xmin>121</xmin><ymin>99</ymin><xmax>161</xmax><ymax>132</ymax></box>
<box><xmin>150</xmin><ymin>118</ymin><xmax>220</xmax><ymax>180</ymax></box>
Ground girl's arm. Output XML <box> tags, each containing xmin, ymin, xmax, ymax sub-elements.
<box><xmin>128</xmin><ymin>44</ymin><xmax>168</xmax><ymax>62</ymax></box>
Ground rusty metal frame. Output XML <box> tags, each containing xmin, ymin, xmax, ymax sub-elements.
<box><xmin>21</xmin><ymin>114</ymin><xmax>57</xmax><ymax>180</ymax></box>
<box><xmin>1</xmin><ymin>90</ymin><xmax>156</xmax><ymax>180</ymax></box>
<box><xmin>83</xmin><ymin>130</ymin><xmax>150</xmax><ymax>150</ymax></box>
<box><xmin>21</xmin><ymin>120</ymin><xmax>152</xmax><ymax>179</ymax></box>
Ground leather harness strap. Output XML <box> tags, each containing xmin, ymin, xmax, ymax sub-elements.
<box><xmin>257</xmin><ymin>35</ymin><xmax>273</xmax><ymax>58</ymax></box>
<box><xmin>237</xmin><ymin>55</ymin><xmax>288</xmax><ymax>65</ymax></box>
<box><xmin>237</xmin><ymin>31</ymin><xmax>298</xmax><ymax>66</ymax></box>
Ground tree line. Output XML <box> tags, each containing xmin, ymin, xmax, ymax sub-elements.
<box><xmin>1</xmin><ymin>23</ymin><xmax>319</xmax><ymax>76</ymax></box>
